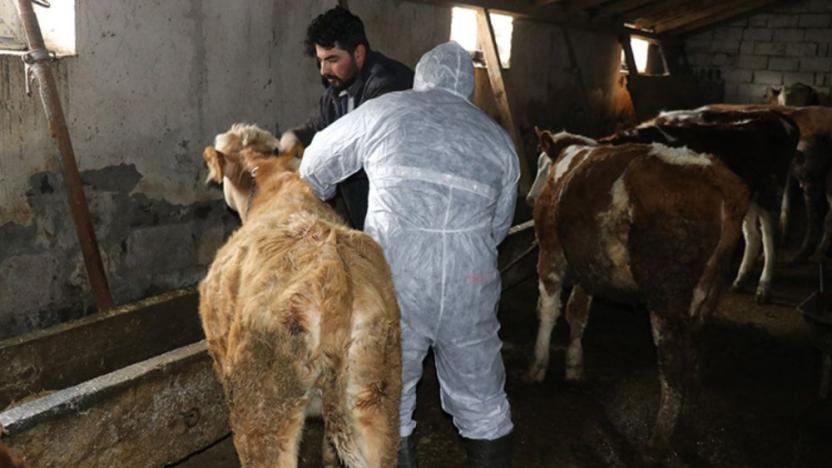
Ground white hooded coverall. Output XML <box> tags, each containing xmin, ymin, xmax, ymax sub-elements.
<box><xmin>300</xmin><ymin>41</ymin><xmax>519</xmax><ymax>441</ymax></box>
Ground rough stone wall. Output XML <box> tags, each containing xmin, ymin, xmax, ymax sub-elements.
<box><xmin>685</xmin><ymin>0</ymin><xmax>832</xmax><ymax>103</ymax></box>
<box><xmin>0</xmin><ymin>0</ymin><xmax>630</xmax><ymax>340</ymax></box>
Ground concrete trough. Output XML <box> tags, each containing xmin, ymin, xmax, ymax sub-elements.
<box><xmin>0</xmin><ymin>289</ymin><xmax>229</xmax><ymax>467</ymax></box>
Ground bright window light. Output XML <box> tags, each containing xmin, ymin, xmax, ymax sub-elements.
<box><xmin>450</xmin><ymin>6</ymin><xmax>513</xmax><ymax>68</ymax></box>
<box><xmin>0</xmin><ymin>0</ymin><xmax>75</xmax><ymax>56</ymax></box>
<box><xmin>630</xmin><ymin>37</ymin><xmax>649</xmax><ymax>73</ymax></box>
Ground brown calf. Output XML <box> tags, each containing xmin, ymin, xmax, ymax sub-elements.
<box><xmin>527</xmin><ymin>130</ymin><xmax>749</xmax><ymax>454</ymax></box>
<box><xmin>200</xmin><ymin>124</ymin><xmax>401</xmax><ymax>468</ymax></box>
<box><xmin>600</xmin><ymin>108</ymin><xmax>798</xmax><ymax>303</ymax></box>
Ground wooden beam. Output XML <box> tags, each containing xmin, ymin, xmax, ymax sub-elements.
<box><xmin>653</xmin><ymin>1</ymin><xmax>751</xmax><ymax>32</ymax></box>
<box><xmin>534</xmin><ymin>0</ymin><xmax>563</xmax><ymax>5</ymax></box>
<box><xmin>0</xmin><ymin>289</ymin><xmax>201</xmax><ymax>409</ymax></box>
<box><xmin>597</xmin><ymin>0</ymin><xmax>662</xmax><ymax>18</ymax></box>
<box><xmin>571</xmin><ymin>0</ymin><xmax>612</xmax><ymax>9</ymax></box>
<box><xmin>671</xmin><ymin>0</ymin><xmax>777</xmax><ymax>34</ymax></box>
<box><xmin>405</xmin><ymin>0</ymin><xmax>663</xmax><ymax>39</ymax></box>
<box><xmin>475</xmin><ymin>7</ymin><xmax>532</xmax><ymax>193</ymax></box>
<box><xmin>1</xmin><ymin>342</ymin><xmax>229</xmax><ymax>467</ymax></box>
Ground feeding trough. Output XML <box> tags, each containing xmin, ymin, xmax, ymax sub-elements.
<box><xmin>797</xmin><ymin>263</ymin><xmax>832</xmax><ymax>399</ymax></box>
<box><xmin>0</xmin><ymin>289</ymin><xmax>229</xmax><ymax>467</ymax></box>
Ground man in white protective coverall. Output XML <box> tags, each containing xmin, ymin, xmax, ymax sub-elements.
<box><xmin>300</xmin><ymin>41</ymin><xmax>519</xmax><ymax>468</ymax></box>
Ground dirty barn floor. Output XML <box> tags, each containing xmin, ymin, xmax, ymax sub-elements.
<box><xmin>173</xmin><ymin>258</ymin><xmax>832</xmax><ymax>467</ymax></box>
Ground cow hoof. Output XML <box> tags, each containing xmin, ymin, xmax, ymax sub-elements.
<box><xmin>730</xmin><ymin>280</ymin><xmax>749</xmax><ymax>293</ymax></box>
<box><xmin>565</xmin><ymin>367</ymin><xmax>584</xmax><ymax>383</ymax></box>
<box><xmin>524</xmin><ymin>363</ymin><xmax>547</xmax><ymax>383</ymax></box>
<box><xmin>755</xmin><ymin>291</ymin><xmax>771</xmax><ymax>304</ymax></box>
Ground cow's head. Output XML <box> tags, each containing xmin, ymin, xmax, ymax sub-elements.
<box><xmin>526</xmin><ymin>127</ymin><xmax>596</xmax><ymax>205</ymax></box>
<box><xmin>203</xmin><ymin>124</ymin><xmax>303</xmax><ymax>222</ymax></box>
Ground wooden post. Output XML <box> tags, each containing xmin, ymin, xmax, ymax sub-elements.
<box><xmin>475</xmin><ymin>7</ymin><xmax>532</xmax><ymax>194</ymax></box>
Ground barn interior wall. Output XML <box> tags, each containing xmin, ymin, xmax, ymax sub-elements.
<box><xmin>0</xmin><ymin>0</ymin><xmax>632</xmax><ymax>340</ymax></box>
<box><xmin>684</xmin><ymin>0</ymin><xmax>832</xmax><ymax>104</ymax></box>
<box><xmin>475</xmin><ymin>19</ymin><xmax>635</xmax><ymax>147</ymax></box>
<box><xmin>0</xmin><ymin>0</ymin><xmax>450</xmax><ymax>340</ymax></box>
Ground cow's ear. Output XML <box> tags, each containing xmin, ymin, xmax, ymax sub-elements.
<box><xmin>534</xmin><ymin>126</ymin><xmax>543</xmax><ymax>138</ymax></box>
<box><xmin>538</xmin><ymin>130</ymin><xmax>555</xmax><ymax>157</ymax></box>
<box><xmin>203</xmin><ymin>146</ymin><xmax>225</xmax><ymax>184</ymax></box>
<box><xmin>280</xmin><ymin>131</ymin><xmax>305</xmax><ymax>159</ymax></box>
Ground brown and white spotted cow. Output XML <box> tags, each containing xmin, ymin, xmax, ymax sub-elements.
<box><xmin>598</xmin><ymin>109</ymin><xmax>799</xmax><ymax>303</ymax></box>
<box><xmin>199</xmin><ymin>124</ymin><xmax>401</xmax><ymax>468</ymax></box>
<box><xmin>527</xmin><ymin>129</ymin><xmax>749</xmax><ymax>453</ymax></box>
<box><xmin>704</xmin><ymin>104</ymin><xmax>832</xmax><ymax>262</ymax></box>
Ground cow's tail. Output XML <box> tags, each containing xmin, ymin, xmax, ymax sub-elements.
<box><xmin>315</xmin><ymin>227</ymin><xmax>367</xmax><ymax>467</ymax></box>
<box><xmin>690</xmin><ymin>160</ymin><xmax>750</xmax><ymax>321</ymax></box>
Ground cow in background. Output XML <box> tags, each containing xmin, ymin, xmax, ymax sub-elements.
<box><xmin>766</xmin><ymin>82</ymin><xmax>831</xmax><ymax>107</ymax></box>
<box><xmin>704</xmin><ymin>104</ymin><xmax>832</xmax><ymax>262</ymax></box>
<box><xmin>199</xmin><ymin>124</ymin><xmax>401</xmax><ymax>468</ymax></box>
<box><xmin>527</xmin><ymin>129</ymin><xmax>749</xmax><ymax>456</ymax></box>
<box><xmin>599</xmin><ymin>109</ymin><xmax>799</xmax><ymax>303</ymax></box>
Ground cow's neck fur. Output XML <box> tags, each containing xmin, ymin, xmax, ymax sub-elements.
<box><xmin>242</xmin><ymin>153</ymin><xmax>343</xmax><ymax>228</ymax></box>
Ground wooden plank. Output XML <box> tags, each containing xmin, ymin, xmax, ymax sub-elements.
<box><xmin>1</xmin><ymin>342</ymin><xmax>229</xmax><ymax>467</ymax></box>
<box><xmin>405</xmin><ymin>0</ymin><xmax>664</xmax><ymax>40</ymax></box>
<box><xmin>653</xmin><ymin>0</ymin><xmax>758</xmax><ymax>32</ymax></box>
<box><xmin>534</xmin><ymin>0</ymin><xmax>564</xmax><ymax>5</ymax></box>
<box><xmin>0</xmin><ymin>289</ymin><xmax>202</xmax><ymax>409</ymax></box>
<box><xmin>571</xmin><ymin>0</ymin><xmax>612</xmax><ymax>9</ymax></box>
<box><xmin>596</xmin><ymin>0</ymin><xmax>663</xmax><ymax>18</ymax></box>
<box><xmin>672</xmin><ymin>0</ymin><xmax>777</xmax><ymax>34</ymax></box>
<box><xmin>475</xmin><ymin>7</ymin><xmax>532</xmax><ymax>194</ymax></box>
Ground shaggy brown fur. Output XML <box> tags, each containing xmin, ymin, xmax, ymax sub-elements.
<box><xmin>527</xmin><ymin>129</ymin><xmax>749</xmax><ymax>457</ymax></box>
<box><xmin>0</xmin><ymin>443</ymin><xmax>28</xmax><ymax>468</ymax></box>
<box><xmin>199</xmin><ymin>124</ymin><xmax>402</xmax><ymax>468</ymax></box>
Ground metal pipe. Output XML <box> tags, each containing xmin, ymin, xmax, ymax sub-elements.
<box><xmin>15</xmin><ymin>0</ymin><xmax>113</xmax><ymax>311</ymax></box>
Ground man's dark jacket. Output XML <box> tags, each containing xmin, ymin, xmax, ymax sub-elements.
<box><xmin>293</xmin><ymin>50</ymin><xmax>413</xmax><ymax>230</ymax></box>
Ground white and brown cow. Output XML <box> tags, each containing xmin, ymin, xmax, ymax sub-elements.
<box><xmin>598</xmin><ymin>109</ymin><xmax>799</xmax><ymax>303</ymax></box>
<box><xmin>199</xmin><ymin>124</ymin><xmax>401</xmax><ymax>468</ymax></box>
<box><xmin>704</xmin><ymin>104</ymin><xmax>832</xmax><ymax>262</ymax></box>
<box><xmin>527</xmin><ymin>129</ymin><xmax>749</xmax><ymax>454</ymax></box>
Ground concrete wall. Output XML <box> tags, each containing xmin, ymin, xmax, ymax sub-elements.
<box><xmin>685</xmin><ymin>0</ymin><xmax>832</xmax><ymax>103</ymax></box>
<box><xmin>0</xmin><ymin>0</ymin><xmax>631</xmax><ymax>340</ymax></box>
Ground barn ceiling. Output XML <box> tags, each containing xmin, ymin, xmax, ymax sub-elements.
<box><xmin>410</xmin><ymin>0</ymin><xmax>789</xmax><ymax>36</ymax></box>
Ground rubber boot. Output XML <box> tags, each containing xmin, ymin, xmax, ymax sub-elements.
<box><xmin>397</xmin><ymin>435</ymin><xmax>419</xmax><ymax>468</ymax></box>
<box><xmin>463</xmin><ymin>433</ymin><xmax>512</xmax><ymax>468</ymax></box>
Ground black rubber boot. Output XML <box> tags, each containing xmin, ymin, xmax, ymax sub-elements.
<box><xmin>463</xmin><ymin>433</ymin><xmax>513</xmax><ymax>468</ymax></box>
<box><xmin>397</xmin><ymin>435</ymin><xmax>419</xmax><ymax>468</ymax></box>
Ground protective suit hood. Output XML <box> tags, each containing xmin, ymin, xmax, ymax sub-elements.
<box><xmin>413</xmin><ymin>41</ymin><xmax>474</xmax><ymax>100</ymax></box>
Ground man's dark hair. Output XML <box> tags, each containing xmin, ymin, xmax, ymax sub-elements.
<box><xmin>304</xmin><ymin>6</ymin><xmax>370</xmax><ymax>57</ymax></box>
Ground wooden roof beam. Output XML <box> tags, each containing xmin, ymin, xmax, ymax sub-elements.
<box><xmin>596</xmin><ymin>0</ymin><xmax>663</xmax><ymax>18</ymax></box>
<box><xmin>405</xmin><ymin>0</ymin><xmax>663</xmax><ymax>39</ymax></box>
<box><xmin>670</xmin><ymin>0</ymin><xmax>778</xmax><ymax>34</ymax></box>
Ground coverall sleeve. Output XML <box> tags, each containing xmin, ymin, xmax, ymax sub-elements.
<box><xmin>492</xmin><ymin>139</ymin><xmax>521</xmax><ymax>244</ymax></box>
<box><xmin>299</xmin><ymin>106</ymin><xmax>373</xmax><ymax>201</ymax></box>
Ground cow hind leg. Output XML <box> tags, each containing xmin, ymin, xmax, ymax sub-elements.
<box><xmin>755</xmin><ymin>208</ymin><xmax>776</xmax><ymax>303</ymax></box>
<box><xmin>647</xmin><ymin>307</ymin><xmax>698</xmax><ymax>456</ymax></box>
<box><xmin>731</xmin><ymin>206</ymin><xmax>761</xmax><ymax>292</ymax></box>
<box><xmin>812</xmin><ymin>188</ymin><xmax>832</xmax><ymax>260</ymax></box>
<box><xmin>526</xmin><ymin>273</ymin><xmax>564</xmax><ymax>383</ymax></box>
<box><xmin>327</xmin><ymin>323</ymin><xmax>401</xmax><ymax>468</ymax></box>
<box><xmin>223</xmin><ymin>330</ymin><xmax>311</xmax><ymax>468</ymax></box>
<box><xmin>564</xmin><ymin>285</ymin><xmax>592</xmax><ymax>382</ymax></box>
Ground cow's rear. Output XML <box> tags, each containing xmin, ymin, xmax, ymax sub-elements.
<box><xmin>529</xmin><ymin>131</ymin><xmax>749</xmax><ymax>456</ymax></box>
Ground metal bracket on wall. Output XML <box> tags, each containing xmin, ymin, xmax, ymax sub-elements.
<box><xmin>21</xmin><ymin>47</ymin><xmax>55</xmax><ymax>96</ymax></box>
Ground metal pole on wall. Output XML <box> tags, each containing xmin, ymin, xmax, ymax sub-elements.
<box><xmin>15</xmin><ymin>0</ymin><xmax>113</xmax><ymax>311</ymax></box>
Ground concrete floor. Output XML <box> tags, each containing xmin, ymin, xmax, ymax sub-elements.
<box><xmin>173</xmin><ymin>256</ymin><xmax>832</xmax><ymax>467</ymax></box>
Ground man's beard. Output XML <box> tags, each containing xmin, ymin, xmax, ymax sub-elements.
<box><xmin>324</xmin><ymin>60</ymin><xmax>360</xmax><ymax>91</ymax></box>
